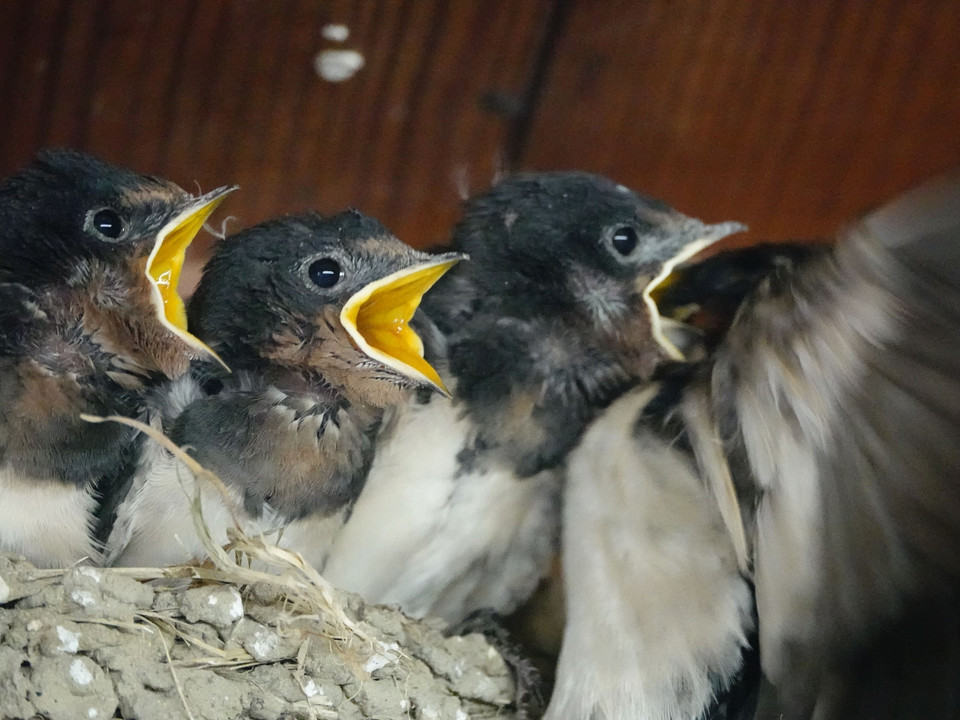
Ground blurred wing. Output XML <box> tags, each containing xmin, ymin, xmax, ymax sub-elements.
<box><xmin>655</xmin><ymin>241</ymin><xmax>823</xmax><ymax>350</ymax></box>
<box><xmin>712</xmin><ymin>173</ymin><xmax>960</xmax><ymax>719</ymax></box>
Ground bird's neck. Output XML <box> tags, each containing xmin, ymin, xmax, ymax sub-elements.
<box><xmin>251</xmin><ymin>365</ymin><xmax>384</xmax><ymax>433</ymax></box>
<box><xmin>262</xmin><ymin>308</ymin><xmax>416</xmax><ymax>410</ymax></box>
<box><xmin>44</xmin><ymin>263</ymin><xmax>193</xmax><ymax>385</ymax></box>
<box><xmin>450</xmin><ymin>317</ymin><xmax>648</xmax><ymax>477</ymax></box>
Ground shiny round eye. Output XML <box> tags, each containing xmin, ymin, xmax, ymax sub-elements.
<box><xmin>91</xmin><ymin>208</ymin><xmax>124</xmax><ymax>240</ymax></box>
<box><xmin>611</xmin><ymin>226</ymin><xmax>639</xmax><ymax>255</ymax></box>
<box><xmin>308</xmin><ymin>258</ymin><xmax>343</xmax><ymax>288</ymax></box>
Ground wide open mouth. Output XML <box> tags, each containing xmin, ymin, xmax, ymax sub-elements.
<box><xmin>642</xmin><ymin>221</ymin><xmax>747</xmax><ymax>360</ymax></box>
<box><xmin>145</xmin><ymin>185</ymin><xmax>236</xmax><ymax>366</ymax></box>
<box><xmin>340</xmin><ymin>254</ymin><xmax>465</xmax><ymax>396</ymax></box>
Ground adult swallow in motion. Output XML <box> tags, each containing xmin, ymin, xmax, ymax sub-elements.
<box><xmin>0</xmin><ymin>148</ymin><xmax>232</xmax><ymax>568</ymax></box>
<box><xmin>106</xmin><ymin>210</ymin><xmax>463</xmax><ymax>567</ymax></box>
<box><xmin>319</xmin><ymin>172</ymin><xmax>745</xmax><ymax>628</ymax></box>
<box><xmin>549</xmin><ymin>172</ymin><xmax>960</xmax><ymax>720</ymax></box>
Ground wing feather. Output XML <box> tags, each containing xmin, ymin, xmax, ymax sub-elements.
<box><xmin>710</xmin><ymin>174</ymin><xmax>960</xmax><ymax>718</ymax></box>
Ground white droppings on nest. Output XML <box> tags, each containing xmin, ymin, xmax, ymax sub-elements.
<box><xmin>456</xmin><ymin>710</ymin><xmax>469</xmax><ymax>720</ymax></box>
<box><xmin>77</xmin><ymin>567</ymin><xmax>102</xmax><ymax>582</ymax></box>
<box><xmin>363</xmin><ymin>640</ymin><xmax>400</xmax><ymax>672</ymax></box>
<box><xmin>26</xmin><ymin>619</ymin><xmax>42</xmax><ymax>632</ymax></box>
<box><xmin>322</xmin><ymin>23</ymin><xmax>350</xmax><ymax>42</ymax></box>
<box><xmin>69</xmin><ymin>658</ymin><xmax>93</xmax><ymax>686</ymax></box>
<box><xmin>315</xmin><ymin>49</ymin><xmax>365</xmax><ymax>82</ymax></box>
<box><xmin>0</xmin><ymin>573</ymin><xmax>8</xmax><ymax>603</ymax></box>
<box><xmin>228</xmin><ymin>590</ymin><xmax>244</xmax><ymax>620</ymax></box>
<box><xmin>70</xmin><ymin>589</ymin><xmax>96</xmax><ymax>607</ymax></box>
<box><xmin>56</xmin><ymin>625</ymin><xmax>80</xmax><ymax>654</ymax></box>
<box><xmin>87</xmin><ymin>708</ymin><xmax>98</xmax><ymax>718</ymax></box>
<box><xmin>250</xmin><ymin>628</ymin><xmax>281</xmax><ymax>661</ymax></box>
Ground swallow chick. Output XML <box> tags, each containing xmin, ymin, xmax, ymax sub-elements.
<box><xmin>0</xmin><ymin>148</ymin><xmax>233</xmax><ymax>568</ymax></box>
<box><xmin>551</xmin><ymin>171</ymin><xmax>960</xmax><ymax>720</ymax></box>
<box><xmin>106</xmin><ymin>210</ymin><xmax>462</xmax><ymax>567</ymax></box>
<box><xmin>547</xmin><ymin>244</ymin><xmax>822</xmax><ymax>720</ymax></box>
<box><xmin>318</xmin><ymin>172</ymin><xmax>745</xmax><ymax>628</ymax></box>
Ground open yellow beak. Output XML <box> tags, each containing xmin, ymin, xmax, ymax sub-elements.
<box><xmin>642</xmin><ymin>221</ymin><xmax>746</xmax><ymax>361</ymax></box>
<box><xmin>340</xmin><ymin>255</ymin><xmax>464</xmax><ymax>396</ymax></box>
<box><xmin>145</xmin><ymin>185</ymin><xmax>236</xmax><ymax>367</ymax></box>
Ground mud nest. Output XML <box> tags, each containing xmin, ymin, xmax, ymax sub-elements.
<box><xmin>0</xmin><ymin>545</ymin><xmax>517</xmax><ymax>720</ymax></box>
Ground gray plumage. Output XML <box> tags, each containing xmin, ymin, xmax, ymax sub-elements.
<box><xmin>106</xmin><ymin>211</ymin><xmax>461</xmax><ymax>566</ymax></box>
<box><xmin>698</xmin><ymin>173</ymin><xmax>960</xmax><ymax>719</ymax></box>
<box><xmin>0</xmin><ymin>149</ymin><xmax>231</xmax><ymax>568</ymax></box>
<box><xmin>318</xmin><ymin>172</ymin><xmax>744</xmax><ymax>625</ymax></box>
<box><xmin>550</xmin><ymin>172</ymin><xmax>960</xmax><ymax>720</ymax></box>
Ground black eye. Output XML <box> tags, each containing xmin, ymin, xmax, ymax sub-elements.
<box><xmin>611</xmin><ymin>226</ymin><xmax>638</xmax><ymax>255</ymax></box>
<box><xmin>308</xmin><ymin>258</ymin><xmax>343</xmax><ymax>288</ymax></box>
<box><xmin>91</xmin><ymin>208</ymin><xmax>124</xmax><ymax>240</ymax></box>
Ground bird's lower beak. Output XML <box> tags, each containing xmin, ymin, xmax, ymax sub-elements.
<box><xmin>340</xmin><ymin>254</ymin><xmax>465</xmax><ymax>396</ymax></box>
<box><xmin>643</xmin><ymin>220</ymin><xmax>747</xmax><ymax>360</ymax></box>
<box><xmin>145</xmin><ymin>185</ymin><xmax>237</xmax><ymax>367</ymax></box>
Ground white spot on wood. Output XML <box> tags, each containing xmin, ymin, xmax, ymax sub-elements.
<box><xmin>322</xmin><ymin>23</ymin><xmax>350</xmax><ymax>42</ymax></box>
<box><xmin>314</xmin><ymin>49</ymin><xmax>365</xmax><ymax>82</ymax></box>
<box><xmin>57</xmin><ymin>626</ymin><xmax>80</xmax><ymax>653</ymax></box>
<box><xmin>70</xmin><ymin>658</ymin><xmax>93</xmax><ymax>686</ymax></box>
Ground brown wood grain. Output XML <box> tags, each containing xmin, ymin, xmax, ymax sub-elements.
<box><xmin>523</xmin><ymin>0</ymin><xmax>960</xmax><ymax>242</ymax></box>
<box><xmin>1</xmin><ymin>0</ymin><xmax>958</xmax><ymax>264</ymax></box>
<box><xmin>0</xmin><ymin>0</ymin><xmax>551</xmax><ymax>271</ymax></box>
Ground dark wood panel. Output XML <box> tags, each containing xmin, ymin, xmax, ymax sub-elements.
<box><xmin>3</xmin><ymin>0</ymin><xmax>959</xmax><ymax>263</ymax></box>
<box><xmin>523</xmin><ymin>0</ymin><xmax>960</xmax><ymax>241</ymax></box>
<box><xmin>0</xmin><ymin>0</ymin><xmax>552</xmax><ymax>276</ymax></box>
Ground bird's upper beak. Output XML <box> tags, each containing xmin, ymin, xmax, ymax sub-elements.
<box><xmin>340</xmin><ymin>253</ymin><xmax>466</xmax><ymax>396</ymax></box>
<box><xmin>642</xmin><ymin>220</ymin><xmax>747</xmax><ymax>360</ymax></box>
<box><xmin>145</xmin><ymin>185</ymin><xmax>237</xmax><ymax>367</ymax></box>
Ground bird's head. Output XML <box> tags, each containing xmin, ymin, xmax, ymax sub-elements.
<box><xmin>0</xmin><ymin>148</ymin><xmax>234</xmax><ymax>374</ymax></box>
<box><xmin>429</xmin><ymin>172</ymin><xmax>745</xmax><ymax>374</ymax></box>
<box><xmin>189</xmin><ymin>210</ymin><xmax>463</xmax><ymax>407</ymax></box>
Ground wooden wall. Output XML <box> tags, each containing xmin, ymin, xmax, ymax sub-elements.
<box><xmin>1</xmin><ymin>0</ymin><xmax>958</xmax><ymax>280</ymax></box>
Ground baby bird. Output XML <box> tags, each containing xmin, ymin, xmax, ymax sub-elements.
<box><xmin>0</xmin><ymin>148</ymin><xmax>232</xmax><ymax>567</ymax></box>
<box><xmin>106</xmin><ymin>210</ymin><xmax>462</xmax><ymax>567</ymax></box>
<box><xmin>319</xmin><ymin>171</ymin><xmax>745</xmax><ymax>625</ymax></box>
<box><xmin>550</xmin><ymin>171</ymin><xmax>960</xmax><ymax>720</ymax></box>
